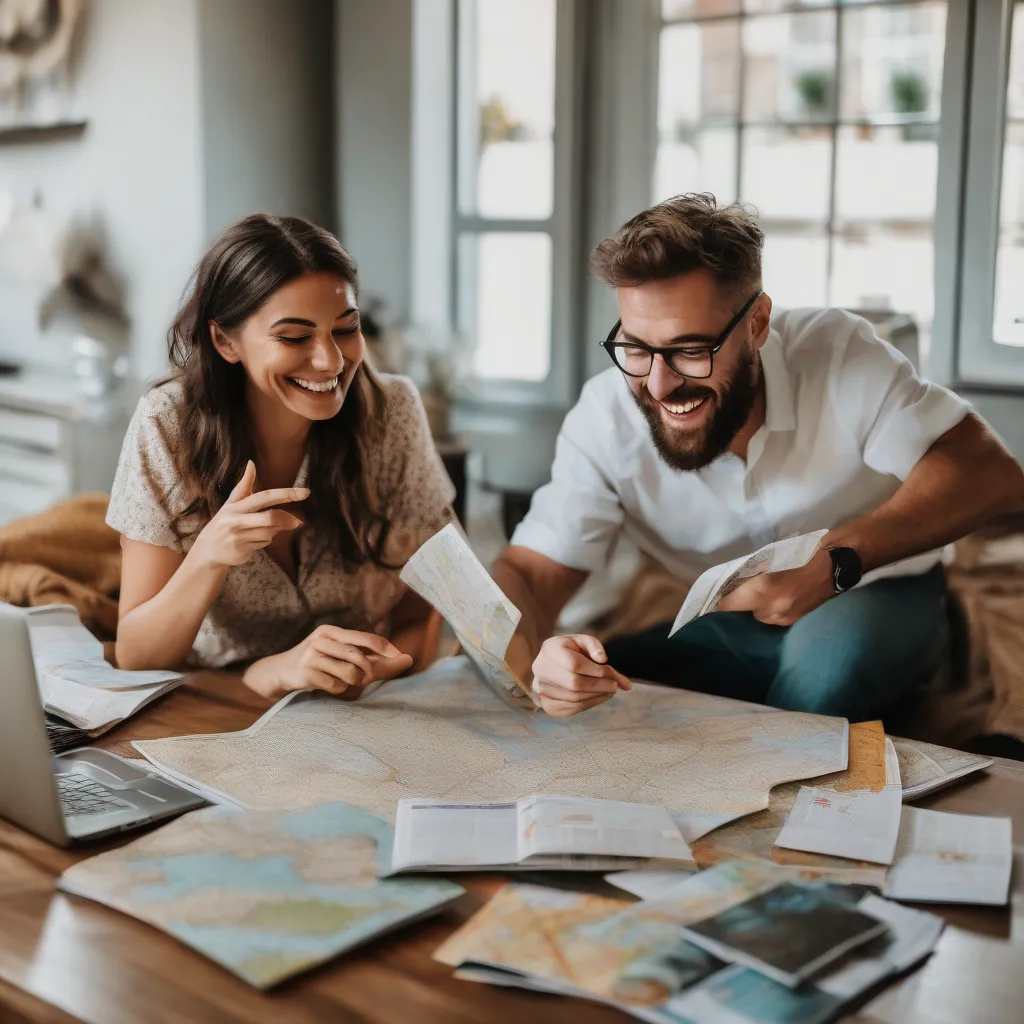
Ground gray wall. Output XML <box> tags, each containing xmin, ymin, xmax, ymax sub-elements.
<box><xmin>198</xmin><ymin>0</ymin><xmax>335</xmax><ymax>238</ymax></box>
<box><xmin>336</xmin><ymin>0</ymin><xmax>413</xmax><ymax>319</ymax></box>
<box><xmin>0</xmin><ymin>0</ymin><xmax>205</xmax><ymax>381</ymax></box>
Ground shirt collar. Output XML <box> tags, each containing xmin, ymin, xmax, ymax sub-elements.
<box><xmin>759</xmin><ymin>327</ymin><xmax>796</xmax><ymax>432</ymax></box>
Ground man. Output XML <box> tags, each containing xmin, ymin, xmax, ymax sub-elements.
<box><xmin>493</xmin><ymin>194</ymin><xmax>1024</xmax><ymax>720</ymax></box>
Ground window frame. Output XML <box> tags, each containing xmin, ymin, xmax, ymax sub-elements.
<box><xmin>450</xmin><ymin>0</ymin><xmax>585</xmax><ymax>409</ymax></box>
<box><xmin>955</xmin><ymin>0</ymin><xmax>1024</xmax><ymax>386</ymax></box>
<box><xmin>655</xmin><ymin>0</ymin><xmax>950</xmax><ymax>322</ymax></box>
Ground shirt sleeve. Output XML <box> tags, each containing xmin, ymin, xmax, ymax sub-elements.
<box><xmin>105</xmin><ymin>390</ymin><xmax>189</xmax><ymax>552</ymax></box>
<box><xmin>379</xmin><ymin>377</ymin><xmax>456</xmax><ymax>563</ymax></box>
<box><xmin>832</xmin><ymin>316</ymin><xmax>972</xmax><ymax>481</ymax></box>
<box><xmin>509</xmin><ymin>387</ymin><xmax>625</xmax><ymax>573</ymax></box>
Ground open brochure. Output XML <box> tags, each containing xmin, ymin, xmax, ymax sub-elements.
<box><xmin>401</xmin><ymin>523</ymin><xmax>535</xmax><ymax>708</ymax></box>
<box><xmin>669</xmin><ymin>531</ymin><xmax>827</xmax><ymax>636</ymax></box>
<box><xmin>389</xmin><ymin>795</ymin><xmax>694</xmax><ymax>874</ymax></box>
<box><xmin>25</xmin><ymin>604</ymin><xmax>182</xmax><ymax>734</ymax></box>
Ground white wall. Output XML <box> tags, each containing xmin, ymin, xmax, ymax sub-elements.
<box><xmin>198</xmin><ymin>0</ymin><xmax>334</xmax><ymax>238</ymax></box>
<box><xmin>337</xmin><ymin>0</ymin><xmax>414</xmax><ymax>319</ymax></box>
<box><xmin>0</xmin><ymin>0</ymin><xmax>205</xmax><ymax>381</ymax></box>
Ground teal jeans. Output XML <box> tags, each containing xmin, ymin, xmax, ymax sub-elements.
<box><xmin>602</xmin><ymin>566</ymin><xmax>949</xmax><ymax>721</ymax></box>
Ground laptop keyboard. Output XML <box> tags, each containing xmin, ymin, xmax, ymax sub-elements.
<box><xmin>56</xmin><ymin>773</ymin><xmax>134</xmax><ymax>817</ymax></box>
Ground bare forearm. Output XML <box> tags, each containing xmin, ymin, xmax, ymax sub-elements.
<box><xmin>825</xmin><ymin>418</ymin><xmax>1024</xmax><ymax>572</ymax></box>
<box><xmin>115</xmin><ymin>551</ymin><xmax>228</xmax><ymax>669</ymax></box>
<box><xmin>492</xmin><ymin>548</ymin><xmax>586</xmax><ymax>684</ymax></box>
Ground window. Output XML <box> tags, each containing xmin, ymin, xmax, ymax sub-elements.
<box><xmin>654</xmin><ymin>0</ymin><xmax>948</xmax><ymax>354</ymax></box>
<box><xmin>958</xmin><ymin>0</ymin><xmax>1024</xmax><ymax>384</ymax></box>
<box><xmin>994</xmin><ymin>3</ymin><xmax>1024</xmax><ymax>350</ymax></box>
<box><xmin>454</xmin><ymin>0</ymin><xmax>578</xmax><ymax>396</ymax></box>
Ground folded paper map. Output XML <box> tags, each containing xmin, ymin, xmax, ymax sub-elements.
<box><xmin>59</xmin><ymin>801</ymin><xmax>463</xmax><ymax>988</ymax></box>
<box><xmin>669</xmin><ymin>531</ymin><xmax>828</xmax><ymax>636</ymax></box>
<box><xmin>400</xmin><ymin>524</ymin><xmax>534</xmax><ymax>708</ymax></box>
<box><xmin>134</xmin><ymin>657</ymin><xmax>848</xmax><ymax>842</ymax></box>
<box><xmin>25</xmin><ymin>604</ymin><xmax>182</xmax><ymax>733</ymax></box>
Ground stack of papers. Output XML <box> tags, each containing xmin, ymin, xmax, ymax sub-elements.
<box><xmin>884</xmin><ymin>807</ymin><xmax>1013</xmax><ymax>905</ymax></box>
<box><xmin>389</xmin><ymin>796</ymin><xmax>694</xmax><ymax>874</ymax></box>
<box><xmin>438</xmin><ymin>862</ymin><xmax>946</xmax><ymax>1024</ymax></box>
<box><xmin>400</xmin><ymin>524</ymin><xmax>535</xmax><ymax>708</ymax></box>
<box><xmin>59</xmin><ymin>801</ymin><xmax>464</xmax><ymax>988</ymax></box>
<box><xmin>660</xmin><ymin>895</ymin><xmax>944</xmax><ymax>1024</ymax></box>
<box><xmin>26</xmin><ymin>605</ymin><xmax>182</xmax><ymax>734</ymax></box>
<box><xmin>670</xmin><ymin>531</ymin><xmax>827</xmax><ymax>634</ymax></box>
<box><xmin>679</xmin><ymin>882</ymin><xmax>889</xmax><ymax>987</ymax></box>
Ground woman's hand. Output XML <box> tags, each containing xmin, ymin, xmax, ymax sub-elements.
<box><xmin>242</xmin><ymin>625</ymin><xmax>414</xmax><ymax>701</ymax></box>
<box><xmin>189</xmin><ymin>460</ymin><xmax>309</xmax><ymax>570</ymax></box>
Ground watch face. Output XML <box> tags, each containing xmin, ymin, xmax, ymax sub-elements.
<box><xmin>830</xmin><ymin>547</ymin><xmax>862</xmax><ymax>592</ymax></box>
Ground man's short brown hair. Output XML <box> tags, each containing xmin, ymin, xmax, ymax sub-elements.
<box><xmin>590</xmin><ymin>193</ymin><xmax>764</xmax><ymax>296</ymax></box>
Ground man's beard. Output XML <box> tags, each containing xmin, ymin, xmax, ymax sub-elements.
<box><xmin>631</xmin><ymin>349</ymin><xmax>759</xmax><ymax>472</ymax></box>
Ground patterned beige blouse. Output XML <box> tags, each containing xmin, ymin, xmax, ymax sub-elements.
<box><xmin>106</xmin><ymin>374</ymin><xmax>455</xmax><ymax>668</ymax></box>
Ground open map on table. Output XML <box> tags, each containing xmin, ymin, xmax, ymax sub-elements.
<box><xmin>58</xmin><ymin>801</ymin><xmax>463</xmax><ymax>989</ymax></box>
<box><xmin>134</xmin><ymin>657</ymin><xmax>848</xmax><ymax>843</ymax></box>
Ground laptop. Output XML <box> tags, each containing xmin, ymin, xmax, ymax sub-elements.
<box><xmin>0</xmin><ymin>603</ymin><xmax>205</xmax><ymax>845</ymax></box>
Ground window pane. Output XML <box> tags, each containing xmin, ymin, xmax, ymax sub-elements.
<box><xmin>744</xmin><ymin>0</ymin><xmax>835</xmax><ymax>12</ymax></box>
<box><xmin>1009</xmin><ymin>3</ymin><xmax>1024</xmax><ymax>120</ymax></box>
<box><xmin>460</xmin><ymin>233</ymin><xmax>552</xmax><ymax>381</ymax></box>
<box><xmin>831</xmin><ymin>228</ymin><xmax>934</xmax><ymax>328</ymax></box>
<box><xmin>664</xmin><ymin>0</ymin><xmax>739</xmax><ymax>17</ymax></box>
<box><xmin>742</xmin><ymin>126</ymin><xmax>832</xmax><ymax>219</ymax></box>
<box><xmin>993</xmin><ymin>4</ymin><xmax>1024</xmax><ymax>347</ymax></box>
<box><xmin>659</xmin><ymin>21</ymin><xmax>740</xmax><ymax>130</ymax></box>
<box><xmin>834</xmin><ymin>125</ymin><xmax>938</xmax><ymax>221</ymax></box>
<box><xmin>840</xmin><ymin>3</ymin><xmax>946</xmax><ymax>121</ymax></box>
<box><xmin>742</xmin><ymin>12</ymin><xmax>837</xmax><ymax>123</ymax></box>
<box><xmin>994</xmin><ymin>122</ymin><xmax>1024</xmax><ymax>348</ymax></box>
<box><xmin>654</xmin><ymin>127</ymin><xmax>738</xmax><ymax>203</ymax></box>
<box><xmin>762</xmin><ymin>231</ymin><xmax>829</xmax><ymax>308</ymax></box>
<box><xmin>459</xmin><ymin>0</ymin><xmax>555</xmax><ymax>220</ymax></box>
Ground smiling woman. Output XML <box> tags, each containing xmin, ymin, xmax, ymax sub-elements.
<box><xmin>105</xmin><ymin>214</ymin><xmax>456</xmax><ymax>701</ymax></box>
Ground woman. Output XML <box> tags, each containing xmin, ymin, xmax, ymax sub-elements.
<box><xmin>107</xmin><ymin>213</ymin><xmax>454</xmax><ymax>700</ymax></box>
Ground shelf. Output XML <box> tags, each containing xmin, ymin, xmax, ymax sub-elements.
<box><xmin>0</xmin><ymin>120</ymin><xmax>87</xmax><ymax>145</ymax></box>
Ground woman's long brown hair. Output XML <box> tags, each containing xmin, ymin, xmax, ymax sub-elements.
<box><xmin>161</xmin><ymin>213</ymin><xmax>392</xmax><ymax>566</ymax></box>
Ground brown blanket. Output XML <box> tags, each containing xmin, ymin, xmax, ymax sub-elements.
<box><xmin>0</xmin><ymin>494</ymin><xmax>121</xmax><ymax>637</ymax></box>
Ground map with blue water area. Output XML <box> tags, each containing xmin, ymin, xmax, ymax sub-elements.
<box><xmin>58</xmin><ymin>802</ymin><xmax>464</xmax><ymax>988</ymax></box>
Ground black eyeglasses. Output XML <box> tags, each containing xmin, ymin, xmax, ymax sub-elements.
<box><xmin>600</xmin><ymin>290</ymin><xmax>763</xmax><ymax>380</ymax></box>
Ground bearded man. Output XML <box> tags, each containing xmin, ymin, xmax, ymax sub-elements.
<box><xmin>492</xmin><ymin>193</ymin><xmax>1024</xmax><ymax>720</ymax></box>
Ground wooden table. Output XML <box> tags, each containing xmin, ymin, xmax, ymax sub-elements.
<box><xmin>1</xmin><ymin>674</ymin><xmax>1022</xmax><ymax>1024</ymax></box>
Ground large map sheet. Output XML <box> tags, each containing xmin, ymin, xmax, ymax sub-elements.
<box><xmin>135</xmin><ymin>657</ymin><xmax>848</xmax><ymax>842</ymax></box>
<box><xmin>58</xmin><ymin>802</ymin><xmax>463</xmax><ymax>988</ymax></box>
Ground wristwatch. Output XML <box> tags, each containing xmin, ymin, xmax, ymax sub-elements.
<box><xmin>827</xmin><ymin>547</ymin><xmax>862</xmax><ymax>594</ymax></box>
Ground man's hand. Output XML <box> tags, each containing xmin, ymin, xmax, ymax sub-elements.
<box><xmin>717</xmin><ymin>548</ymin><xmax>834</xmax><ymax>626</ymax></box>
<box><xmin>531</xmin><ymin>635</ymin><xmax>632</xmax><ymax>717</ymax></box>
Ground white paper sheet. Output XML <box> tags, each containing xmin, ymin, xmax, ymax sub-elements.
<box><xmin>25</xmin><ymin>605</ymin><xmax>182</xmax><ymax>731</ymax></box>
<box><xmin>400</xmin><ymin>524</ymin><xmax>534</xmax><ymax>708</ymax></box>
<box><xmin>773</xmin><ymin>739</ymin><xmax>903</xmax><ymax>865</ymax></box>
<box><xmin>669</xmin><ymin>531</ymin><xmax>828</xmax><ymax>636</ymax></box>
<box><xmin>883</xmin><ymin>807</ymin><xmax>1013</xmax><ymax>906</ymax></box>
<box><xmin>390</xmin><ymin>795</ymin><xmax>693</xmax><ymax>873</ymax></box>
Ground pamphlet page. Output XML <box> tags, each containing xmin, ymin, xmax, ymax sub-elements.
<box><xmin>670</xmin><ymin>531</ymin><xmax>828</xmax><ymax>636</ymax></box>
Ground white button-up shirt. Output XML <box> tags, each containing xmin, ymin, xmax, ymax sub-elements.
<box><xmin>511</xmin><ymin>308</ymin><xmax>972</xmax><ymax>585</ymax></box>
